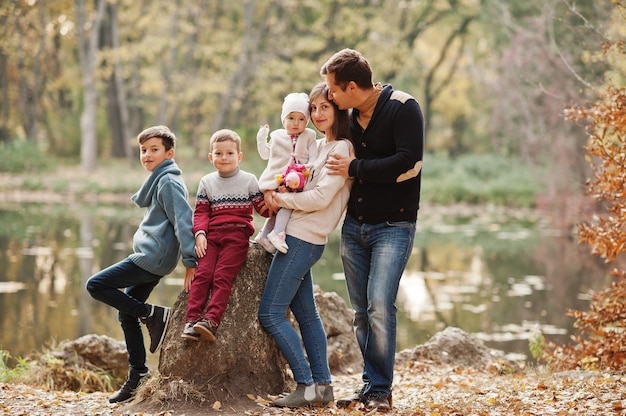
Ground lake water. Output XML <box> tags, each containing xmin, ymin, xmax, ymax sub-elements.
<box><xmin>0</xmin><ymin>201</ymin><xmax>611</xmax><ymax>368</ymax></box>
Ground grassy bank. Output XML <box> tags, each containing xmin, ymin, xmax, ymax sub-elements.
<box><xmin>0</xmin><ymin>145</ymin><xmax>543</xmax><ymax>208</ymax></box>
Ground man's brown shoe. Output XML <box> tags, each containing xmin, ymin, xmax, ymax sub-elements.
<box><xmin>365</xmin><ymin>393</ymin><xmax>392</xmax><ymax>413</ymax></box>
<box><xmin>336</xmin><ymin>388</ymin><xmax>366</xmax><ymax>408</ymax></box>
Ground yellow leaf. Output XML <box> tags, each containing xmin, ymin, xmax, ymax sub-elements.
<box><xmin>212</xmin><ymin>400</ymin><xmax>221</xmax><ymax>410</ymax></box>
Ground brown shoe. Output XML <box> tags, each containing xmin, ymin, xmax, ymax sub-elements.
<box><xmin>193</xmin><ymin>319</ymin><xmax>217</xmax><ymax>342</ymax></box>
<box><xmin>336</xmin><ymin>387</ymin><xmax>366</xmax><ymax>408</ymax></box>
<box><xmin>365</xmin><ymin>393</ymin><xmax>392</xmax><ymax>413</ymax></box>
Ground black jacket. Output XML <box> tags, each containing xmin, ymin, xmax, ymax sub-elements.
<box><xmin>347</xmin><ymin>84</ymin><xmax>425</xmax><ymax>224</ymax></box>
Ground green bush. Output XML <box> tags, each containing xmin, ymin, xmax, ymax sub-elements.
<box><xmin>0</xmin><ymin>140</ymin><xmax>51</xmax><ymax>173</ymax></box>
<box><xmin>422</xmin><ymin>153</ymin><xmax>543</xmax><ymax>207</ymax></box>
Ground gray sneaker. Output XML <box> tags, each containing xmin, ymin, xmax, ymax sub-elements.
<box><xmin>193</xmin><ymin>319</ymin><xmax>217</xmax><ymax>342</ymax></box>
<box><xmin>181</xmin><ymin>322</ymin><xmax>200</xmax><ymax>341</ymax></box>
<box><xmin>140</xmin><ymin>305</ymin><xmax>170</xmax><ymax>353</ymax></box>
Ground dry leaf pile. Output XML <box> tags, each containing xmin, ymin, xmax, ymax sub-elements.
<box><xmin>1</xmin><ymin>362</ymin><xmax>625</xmax><ymax>416</ymax></box>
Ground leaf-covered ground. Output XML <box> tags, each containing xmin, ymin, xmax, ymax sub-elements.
<box><xmin>1</xmin><ymin>362</ymin><xmax>625</xmax><ymax>416</ymax></box>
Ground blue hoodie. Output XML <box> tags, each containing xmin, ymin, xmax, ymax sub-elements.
<box><xmin>128</xmin><ymin>159</ymin><xmax>197</xmax><ymax>276</ymax></box>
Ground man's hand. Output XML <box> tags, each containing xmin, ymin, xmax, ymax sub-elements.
<box><xmin>326</xmin><ymin>152</ymin><xmax>355</xmax><ymax>177</ymax></box>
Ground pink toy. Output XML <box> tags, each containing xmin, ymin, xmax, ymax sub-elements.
<box><xmin>275</xmin><ymin>163</ymin><xmax>310</xmax><ymax>192</ymax></box>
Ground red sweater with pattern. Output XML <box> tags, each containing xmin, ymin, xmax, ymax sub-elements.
<box><xmin>193</xmin><ymin>167</ymin><xmax>267</xmax><ymax>238</ymax></box>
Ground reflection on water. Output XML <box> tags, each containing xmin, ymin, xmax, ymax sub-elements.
<box><xmin>0</xmin><ymin>203</ymin><xmax>612</xmax><ymax>365</ymax></box>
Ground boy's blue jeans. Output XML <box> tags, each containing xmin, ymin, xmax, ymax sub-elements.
<box><xmin>86</xmin><ymin>258</ymin><xmax>161</xmax><ymax>372</ymax></box>
<box><xmin>340</xmin><ymin>214</ymin><xmax>416</xmax><ymax>398</ymax></box>
<box><xmin>258</xmin><ymin>235</ymin><xmax>331</xmax><ymax>385</ymax></box>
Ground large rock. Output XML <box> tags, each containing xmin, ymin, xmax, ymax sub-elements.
<box><xmin>313</xmin><ymin>289</ymin><xmax>362</xmax><ymax>374</ymax></box>
<box><xmin>52</xmin><ymin>334</ymin><xmax>127</xmax><ymax>379</ymax></box>
<box><xmin>398</xmin><ymin>326</ymin><xmax>521</xmax><ymax>371</ymax></box>
<box><xmin>157</xmin><ymin>243</ymin><xmax>290</xmax><ymax>403</ymax></box>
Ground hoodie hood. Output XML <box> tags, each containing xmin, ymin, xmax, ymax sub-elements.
<box><xmin>131</xmin><ymin>159</ymin><xmax>181</xmax><ymax>208</ymax></box>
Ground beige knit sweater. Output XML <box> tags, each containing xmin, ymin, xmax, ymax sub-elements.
<box><xmin>278</xmin><ymin>138</ymin><xmax>354</xmax><ymax>245</ymax></box>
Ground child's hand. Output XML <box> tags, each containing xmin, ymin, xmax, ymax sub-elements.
<box><xmin>195</xmin><ymin>234</ymin><xmax>208</xmax><ymax>258</ymax></box>
<box><xmin>184</xmin><ymin>267</ymin><xmax>196</xmax><ymax>293</ymax></box>
<box><xmin>257</xmin><ymin>124</ymin><xmax>270</xmax><ymax>142</ymax></box>
<box><xmin>258</xmin><ymin>199</ymin><xmax>270</xmax><ymax>216</ymax></box>
<box><xmin>263</xmin><ymin>190</ymin><xmax>280</xmax><ymax>213</ymax></box>
<box><xmin>257</xmin><ymin>124</ymin><xmax>271</xmax><ymax>160</ymax></box>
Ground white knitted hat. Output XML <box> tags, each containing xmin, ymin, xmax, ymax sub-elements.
<box><xmin>281</xmin><ymin>92</ymin><xmax>310</xmax><ymax>123</ymax></box>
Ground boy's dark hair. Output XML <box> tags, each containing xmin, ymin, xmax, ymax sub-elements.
<box><xmin>137</xmin><ymin>125</ymin><xmax>176</xmax><ymax>151</ymax></box>
<box><xmin>320</xmin><ymin>48</ymin><xmax>374</xmax><ymax>92</ymax></box>
<box><xmin>210</xmin><ymin>129</ymin><xmax>242</xmax><ymax>152</ymax></box>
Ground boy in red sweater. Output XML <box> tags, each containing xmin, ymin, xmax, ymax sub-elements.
<box><xmin>182</xmin><ymin>129</ymin><xmax>268</xmax><ymax>341</ymax></box>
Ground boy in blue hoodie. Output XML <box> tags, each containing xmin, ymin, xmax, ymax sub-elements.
<box><xmin>86</xmin><ymin>125</ymin><xmax>197</xmax><ymax>403</ymax></box>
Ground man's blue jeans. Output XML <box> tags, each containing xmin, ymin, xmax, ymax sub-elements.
<box><xmin>258</xmin><ymin>235</ymin><xmax>331</xmax><ymax>385</ymax></box>
<box><xmin>86</xmin><ymin>258</ymin><xmax>160</xmax><ymax>372</ymax></box>
<box><xmin>340</xmin><ymin>214</ymin><xmax>416</xmax><ymax>397</ymax></box>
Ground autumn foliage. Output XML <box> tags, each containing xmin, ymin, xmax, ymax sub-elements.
<box><xmin>545</xmin><ymin>86</ymin><xmax>626</xmax><ymax>371</ymax></box>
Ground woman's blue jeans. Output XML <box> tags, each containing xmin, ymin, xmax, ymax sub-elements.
<box><xmin>258</xmin><ymin>235</ymin><xmax>331</xmax><ymax>385</ymax></box>
<box><xmin>85</xmin><ymin>258</ymin><xmax>160</xmax><ymax>372</ymax></box>
<box><xmin>340</xmin><ymin>214</ymin><xmax>416</xmax><ymax>397</ymax></box>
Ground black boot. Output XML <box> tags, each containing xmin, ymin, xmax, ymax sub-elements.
<box><xmin>108</xmin><ymin>369</ymin><xmax>150</xmax><ymax>403</ymax></box>
<box><xmin>140</xmin><ymin>304</ymin><xmax>170</xmax><ymax>353</ymax></box>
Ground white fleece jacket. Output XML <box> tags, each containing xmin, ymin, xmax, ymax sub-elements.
<box><xmin>258</xmin><ymin>127</ymin><xmax>318</xmax><ymax>191</ymax></box>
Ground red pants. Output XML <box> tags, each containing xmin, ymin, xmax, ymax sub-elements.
<box><xmin>185</xmin><ymin>225</ymin><xmax>250</xmax><ymax>326</ymax></box>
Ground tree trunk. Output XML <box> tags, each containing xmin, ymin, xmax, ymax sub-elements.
<box><xmin>15</xmin><ymin>3</ymin><xmax>47</xmax><ymax>144</ymax></box>
<box><xmin>75</xmin><ymin>0</ymin><xmax>107</xmax><ymax>172</ymax></box>
<box><xmin>0</xmin><ymin>50</ymin><xmax>8</xmax><ymax>143</ymax></box>
<box><xmin>211</xmin><ymin>0</ymin><xmax>263</xmax><ymax>131</ymax></box>
<box><xmin>103</xmin><ymin>3</ymin><xmax>132</xmax><ymax>159</ymax></box>
<box><xmin>155</xmin><ymin>0</ymin><xmax>182</xmax><ymax>125</ymax></box>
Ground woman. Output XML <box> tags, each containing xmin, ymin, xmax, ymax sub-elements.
<box><xmin>258</xmin><ymin>82</ymin><xmax>353</xmax><ymax>408</ymax></box>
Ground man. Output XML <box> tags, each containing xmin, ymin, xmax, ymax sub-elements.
<box><xmin>322</xmin><ymin>48</ymin><xmax>424</xmax><ymax>413</ymax></box>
